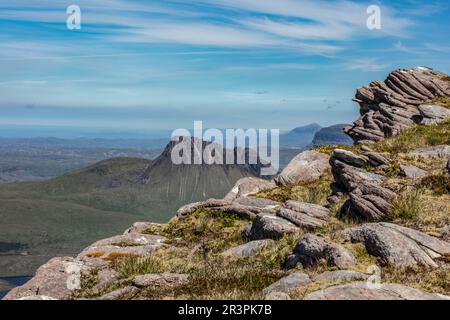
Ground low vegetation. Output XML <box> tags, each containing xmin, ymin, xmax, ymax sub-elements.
<box><xmin>373</xmin><ymin>119</ymin><xmax>450</xmax><ymax>154</ymax></box>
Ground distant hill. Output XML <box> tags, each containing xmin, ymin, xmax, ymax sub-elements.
<box><xmin>312</xmin><ymin>124</ymin><xmax>353</xmax><ymax>147</ymax></box>
<box><xmin>0</xmin><ymin>138</ymin><xmax>260</xmax><ymax>277</ymax></box>
<box><xmin>280</xmin><ymin>123</ymin><xmax>322</xmax><ymax>148</ymax></box>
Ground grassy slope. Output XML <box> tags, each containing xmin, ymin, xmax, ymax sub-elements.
<box><xmin>77</xmin><ymin>120</ymin><xmax>450</xmax><ymax>299</ymax></box>
<box><xmin>0</xmin><ymin>156</ymin><xmax>258</xmax><ymax>276</ymax></box>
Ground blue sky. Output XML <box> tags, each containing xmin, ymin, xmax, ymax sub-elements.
<box><xmin>0</xmin><ymin>0</ymin><xmax>449</xmax><ymax>137</ymax></box>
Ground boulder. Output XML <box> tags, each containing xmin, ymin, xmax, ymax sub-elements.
<box><xmin>305</xmin><ymin>282</ymin><xmax>450</xmax><ymax>300</ymax></box>
<box><xmin>418</xmin><ymin>104</ymin><xmax>450</xmax><ymax>125</ymax></box>
<box><xmin>362</xmin><ymin>151</ymin><xmax>390</xmax><ymax>166</ymax></box>
<box><xmin>275</xmin><ymin>150</ymin><xmax>330</xmax><ymax>186</ymax></box>
<box><xmin>333</xmin><ymin>149</ymin><xmax>368</xmax><ymax>167</ymax></box>
<box><xmin>132</xmin><ymin>273</ymin><xmax>189</xmax><ymax>288</ymax></box>
<box><xmin>409</xmin><ymin>145</ymin><xmax>450</xmax><ymax>159</ymax></box>
<box><xmin>3</xmin><ymin>257</ymin><xmax>85</xmax><ymax>300</ymax></box>
<box><xmin>262</xmin><ymin>272</ymin><xmax>311</xmax><ymax>295</ymax></box>
<box><xmin>287</xmin><ymin>234</ymin><xmax>356</xmax><ymax>269</ymax></box>
<box><xmin>249</xmin><ymin>214</ymin><xmax>299</xmax><ymax>240</ymax></box>
<box><xmin>283</xmin><ymin>201</ymin><xmax>331</xmax><ymax>220</ymax></box>
<box><xmin>345</xmin><ymin>223</ymin><xmax>450</xmax><ymax>268</ymax></box>
<box><xmin>222</xmin><ymin>240</ymin><xmax>274</xmax><ymax>258</ymax></box>
<box><xmin>330</xmin><ymin>157</ymin><xmax>396</xmax><ymax>221</ymax></box>
<box><xmin>223</xmin><ymin>177</ymin><xmax>277</xmax><ymax>201</ymax></box>
<box><xmin>277</xmin><ymin>207</ymin><xmax>328</xmax><ymax>230</ymax></box>
<box><xmin>400</xmin><ymin>165</ymin><xmax>427</xmax><ymax>179</ymax></box>
<box><xmin>176</xmin><ymin>199</ymin><xmax>230</xmax><ymax>218</ymax></box>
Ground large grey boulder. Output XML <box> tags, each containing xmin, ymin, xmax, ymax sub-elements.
<box><xmin>3</xmin><ymin>257</ymin><xmax>85</xmax><ymax>300</ymax></box>
<box><xmin>275</xmin><ymin>150</ymin><xmax>330</xmax><ymax>186</ymax></box>
<box><xmin>333</xmin><ymin>149</ymin><xmax>368</xmax><ymax>167</ymax></box>
<box><xmin>262</xmin><ymin>272</ymin><xmax>311</xmax><ymax>296</ymax></box>
<box><xmin>249</xmin><ymin>214</ymin><xmax>299</xmax><ymax>240</ymax></box>
<box><xmin>344</xmin><ymin>67</ymin><xmax>450</xmax><ymax>144</ymax></box>
<box><xmin>418</xmin><ymin>104</ymin><xmax>450</xmax><ymax>125</ymax></box>
<box><xmin>345</xmin><ymin>223</ymin><xmax>450</xmax><ymax>268</ymax></box>
<box><xmin>78</xmin><ymin>233</ymin><xmax>166</xmax><ymax>261</ymax></box>
<box><xmin>222</xmin><ymin>240</ymin><xmax>274</xmax><ymax>258</ymax></box>
<box><xmin>277</xmin><ymin>208</ymin><xmax>328</xmax><ymax>230</ymax></box>
<box><xmin>305</xmin><ymin>282</ymin><xmax>450</xmax><ymax>300</ymax></box>
<box><xmin>409</xmin><ymin>145</ymin><xmax>450</xmax><ymax>159</ymax></box>
<box><xmin>286</xmin><ymin>234</ymin><xmax>356</xmax><ymax>269</ymax></box>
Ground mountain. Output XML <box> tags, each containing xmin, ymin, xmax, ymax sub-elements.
<box><xmin>0</xmin><ymin>138</ymin><xmax>261</xmax><ymax>277</ymax></box>
<box><xmin>280</xmin><ymin>123</ymin><xmax>322</xmax><ymax>148</ymax></box>
<box><xmin>311</xmin><ymin>124</ymin><xmax>353</xmax><ymax>147</ymax></box>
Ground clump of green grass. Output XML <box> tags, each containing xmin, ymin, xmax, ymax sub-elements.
<box><xmin>384</xmin><ymin>163</ymin><xmax>402</xmax><ymax>177</ymax></box>
<box><xmin>257</xmin><ymin>171</ymin><xmax>333</xmax><ymax>205</ymax></box>
<box><xmin>373</xmin><ymin>119</ymin><xmax>450</xmax><ymax>154</ymax></box>
<box><xmin>390</xmin><ymin>187</ymin><xmax>424</xmax><ymax>221</ymax></box>
<box><xmin>419</xmin><ymin>174</ymin><xmax>450</xmax><ymax>196</ymax></box>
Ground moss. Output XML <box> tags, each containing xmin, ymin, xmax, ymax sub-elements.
<box><xmin>103</xmin><ymin>252</ymin><xmax>137</xmax><ymax>262</ymax></box>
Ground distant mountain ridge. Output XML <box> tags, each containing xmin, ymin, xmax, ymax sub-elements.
<box><xmin>312</xmin><ymin>124</ymin><xmax>353</xmax><ymax>147</ymax></box>
<box><xmin>280</xmin><ymin>123</ymin><xmax>322</xmax><ymax>148</ymax></box>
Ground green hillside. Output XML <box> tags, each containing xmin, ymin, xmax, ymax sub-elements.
<box><xmin>0</xmin><ymin>149</ymin><xmax>259</xmax><ymax>276</ymax></box>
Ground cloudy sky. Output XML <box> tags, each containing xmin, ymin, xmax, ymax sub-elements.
<box><xmin>0</xmin><ymin>0</ymin><xmax>449</xmax><ymax>137</ymax></box>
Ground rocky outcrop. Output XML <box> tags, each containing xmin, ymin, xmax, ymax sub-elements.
<box><xmin>275</xmin><ymin>150</ymin><xmax>330</xmax><ymax>186</ymax></box>
<box><xmin>285</xmin><ymin>234</ymin><xmax>356</xmax><ymax>269</ymax></box>
<box><xmin>3</xmin><ymin>257</ymin><xmax>85</xmax><ymax>300</ymax></box>
<box><xmin>249</xmin><ymin>214</ymin><xmax>299</xmax><ymax>240</ymax></box>
<box><xmin>330</xmin><ymin>150</ymin><xmax>396</xmax><ymax>221</ymax></box>
<box><xmin>344</xmin><ymin>67</ymin><xmax>450</xmax><ymax>143</ymax></box>
<box><xmin>345</xmin><ymin>223</ymin><xmax>450</xmax><ymax>268</ymax></box>
<box><xmin>276</xmin><ymin>201</ymin><xmax>330</xmax><ymax>230</ymax></box>
<box><xmin>409</xmin><ymin>145</ymin><xmax>450</xmax><ymax>159</ymax></box>
<box><xmin>305</xmin><ymin>282</ymin><xmax>450</xmax><ymax>300</ymax></box>
<box><xmin>263</xmin><ymin>272</ymin><xmax>311</xmax><ymax>296</ymax></box>
<box><xmin>224</xmin><ymin>177</ymin><xmax>277</xmax><ymax>201</ymax></box>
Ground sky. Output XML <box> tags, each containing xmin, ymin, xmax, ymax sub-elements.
<box><xmin>0</xmin><ymin>0</ymin><xmax>449</xmax><ymax>138</ymax></box>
